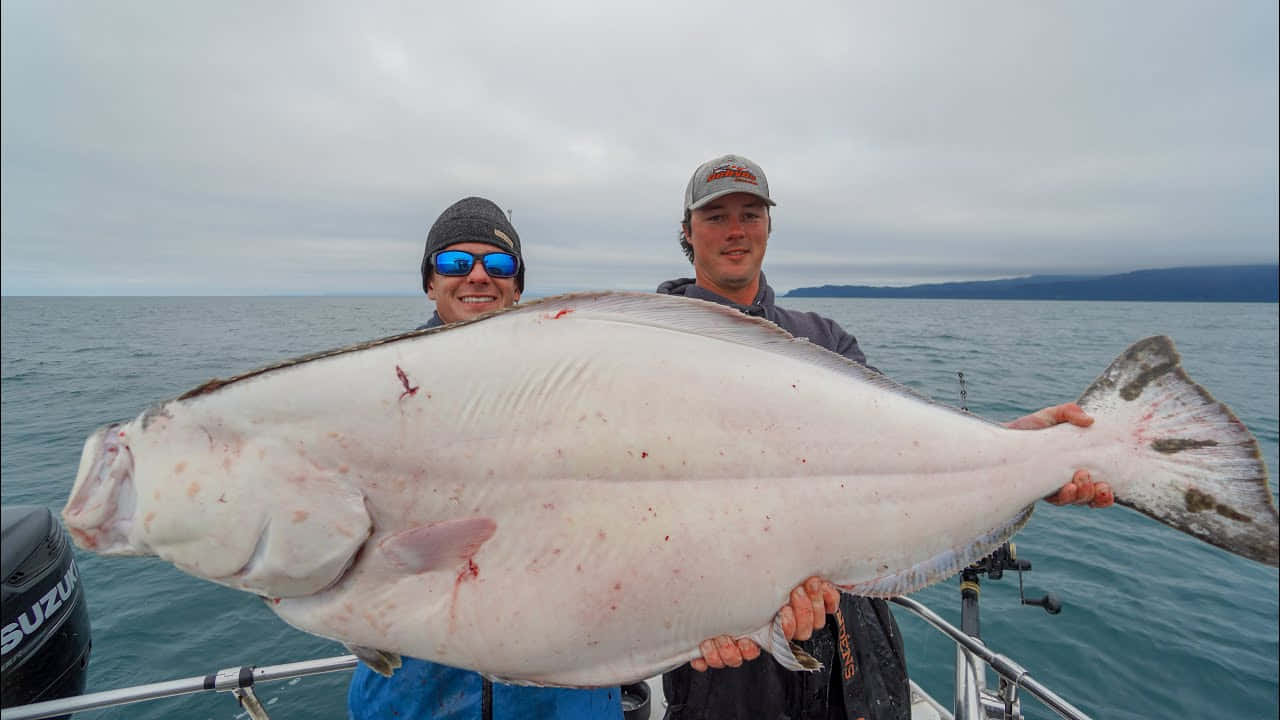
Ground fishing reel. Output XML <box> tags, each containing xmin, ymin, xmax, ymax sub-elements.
<box><xmin>962</xmin><ymin>542</ymin><xmax>1061</xmax><ymax>615</ymax></box>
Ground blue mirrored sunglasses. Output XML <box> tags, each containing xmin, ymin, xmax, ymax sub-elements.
<box><xmin>431</xmin><ymin>250</ymin><xmax>519</xmax><ymax>278</ymax></box>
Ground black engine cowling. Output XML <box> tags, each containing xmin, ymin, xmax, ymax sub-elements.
<box><xmin>1</xmin><ymin>505</ymin><xmax>92</xmax><ymax>717</ymax></box>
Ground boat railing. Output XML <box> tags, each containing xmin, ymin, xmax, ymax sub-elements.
<box><xmin>0</xmin><ymin>655</ymin><xmax>358</xmax><ymax>720</ymax></box>
<box><xmin>3</xmin><ymin>543</ymin><xmax>1092</xmax><ymax>720</ymax></box>
<box><xmin>891</xmin><ymin>596</ymin><xmax>1091</xmax><ymax>720</ymax></box>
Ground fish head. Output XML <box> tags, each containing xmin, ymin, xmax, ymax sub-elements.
<box><xmin>63</xmin><ymin>423</ymin><xmax>143</xmax><ymax>555</ymax></box>
<box><xmin>63</xmin><ymin>414</ymin><xmax>373</xmax><ymax>599</ymax></box>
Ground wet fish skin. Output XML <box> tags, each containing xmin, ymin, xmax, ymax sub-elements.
<box><xmin>61</xmin><ymin>292</ymin><xmax>1278</xmax><ymax>686</ymax></box>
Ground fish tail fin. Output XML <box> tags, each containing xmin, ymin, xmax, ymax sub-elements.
<box><xmin>1078</xmin><ymin>336</ymin><xmax>1278</xmax><ymax>567</ymax></box>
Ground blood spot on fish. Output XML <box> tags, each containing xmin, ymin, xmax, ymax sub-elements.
<box><xmin>614</xmin><ymin>582</ymin><xmax>622</xmax><ymax>591</ymax></box>
<box><xmin>272</xmin><ymin>598</ymin><xmax>281</xmax><ymax>605</ymax></box>
<box><xmin>173</xmin><ymin>462</ymin><xmax>186</xmax><ymax>474</ymax></box>
<box><xmin>395</xmin><ymin>365</ymin><xmax>420</xmax><ymax>399</ymax></box>
<box><xmin>576</xmin><ymin>564</ymin><xmax>583</xmax><ymax>572</ymax></box>
<box><xmin>549</xmin><ymin>308</ymin><xmax>574</xmax><ymax>319</ymax></box>
<box><xmin>218</xmin><ymin>494</ymin><xmax>227</xmax><ymax>503</ymax></box>
<box><xmin>665</xmin><ymin>535</ymin><xmax>670</xmax><ymax>541</ymax></box>
<box><xmin>186</xmin><ymin>482</ymin><xmax>201</xmax><ymax>498</ymax></box>
<box><xmin>338</xmin><ymin>464</ymin><xmax>349</xmax><ymax>474</ymax></box>
<box><xmin>293</xmin><ymin>510</ymin><xmax>310</xmax><ymax>523</ymax></box>
<box><xmin>641</xmin><ymin>451</ymin><xmax>648</xmax><ymax>458</ymax></box>
<box><xmin>610</xmin><ymin>604</ymin><xmax>618</xmax><ymax>611</ymax></box>
<box><xmin>543</xmin><ymin>503</ymin><xmax>556</xmax><ymax>510</ymax></box>
<box><xmin>598</xmin><ymin>530</ymin><xmax>607</xmax><ymax>540</ymax></box>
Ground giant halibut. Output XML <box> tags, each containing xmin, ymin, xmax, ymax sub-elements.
<box><xmin>62</xmin><ymin>292</ymin><xmax>1278</xmax><ymax>686</ymax></box>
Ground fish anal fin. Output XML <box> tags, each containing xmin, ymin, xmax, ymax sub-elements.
<box><xmin>378</xmin><ymin>517</ymin><xmax>497</xmax><ymax>573</ymax></box>
<box><xmin>347</xmin><ymin>644</ymin><xmax>402</xmax><ymax>677</ymax></box>
<box><xmin>840</xmin><ymin>504</ymin><xmax>1036</xmax><ymax>597</ymax></box>
<box><xmin>746</xmin><ymin>615</ymin><xmax>823</xmax><ymax>672</ymax></box>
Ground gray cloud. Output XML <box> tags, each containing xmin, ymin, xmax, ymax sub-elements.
<box><xmin>3</xmin><ymin>0</ymin><xmax>1276</xmax><ymax>296</ymax></box>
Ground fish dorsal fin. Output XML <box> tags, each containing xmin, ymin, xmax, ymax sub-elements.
<box><xmin>495</xmin><ymin>291</ymin><xmax>970</xmax><ymax>418</ymax></box>
<box><xmin>172</xmin><ymin>291</ymin><xmax>977</xmax><ymax>424</ymax></box>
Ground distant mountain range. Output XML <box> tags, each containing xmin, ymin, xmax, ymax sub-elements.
<box><xmin>784</xmin><ymin>265</ymin><xmax>1278</xmax><ymax>302</ymax></box>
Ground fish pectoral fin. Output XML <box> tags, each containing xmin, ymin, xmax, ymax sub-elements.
<box><xmin>747</xmin><ymin>616</ymin><xmax>822</xmax><ymax>672</ymax></box>
<box><xmin>347</xmin><ymin>644</ymin><xmax>403</xmax><ymax>677</ymax></box>
<box><xmin>378</xmin><ymin>516</ymin><xmax>498</xmax><ymax>574</ymax></box>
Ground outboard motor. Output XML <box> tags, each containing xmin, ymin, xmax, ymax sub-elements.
<box><xmin>1</xmin><ymin>505</ymin><xmax>92</xmax><ymax>718</ymax></box>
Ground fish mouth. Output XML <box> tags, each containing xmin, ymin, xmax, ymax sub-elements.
<box><xmin>62</xmin><ymin>423</ymin><xmax>140</xmax><ymax>554</ymax></box>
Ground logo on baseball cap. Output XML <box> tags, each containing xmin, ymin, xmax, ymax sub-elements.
<box><xmin>683</xmin><ymin>154</ymin><xmax>775</xmax><ymax>212</ymax></box>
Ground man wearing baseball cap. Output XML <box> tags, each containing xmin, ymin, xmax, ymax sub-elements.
<box><xmin>348</xmin><ymin>196</ymin><xmax>626</xmax><ymax>719</ymax></box>
<box><xmin>657</xmin><ymin>155</ymin><xmax>1110</xmax><ymax>719</ymax></box>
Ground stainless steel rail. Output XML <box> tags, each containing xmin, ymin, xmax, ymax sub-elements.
<box><xmin>890</xmin><ymin>596</ymin><xmax>1092</xmax><ymax>720</ymax></box>
<box><xmin>4</xmin><ymin>598</ymin><xmax>1095</xmax><ymax>720</ymax></box>
<box><xmin>0</xmin><ymin>655</ymin><xmax>358</xmax><ymax>720</ymax></box>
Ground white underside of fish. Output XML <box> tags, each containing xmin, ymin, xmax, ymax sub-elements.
<box><xmin>62</xmin><ymin>292</ymin><xmax>1277</xmax><ymax>686</ymax></box>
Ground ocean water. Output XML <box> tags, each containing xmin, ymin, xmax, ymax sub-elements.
<box><xmin>1</xmin><ymin>295</ymin><xmax>1276</xmax><ymax>720</ymax></box>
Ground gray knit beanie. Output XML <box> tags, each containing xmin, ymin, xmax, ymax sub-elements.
<box><xmin>420</xmin><ymin>197</ymin><xmax>525</xmax><ymax>293</ymax></box>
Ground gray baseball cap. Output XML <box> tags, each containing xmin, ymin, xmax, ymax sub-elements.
<box><xmin>683</xmin><ymin>154</ymin><xmax>776</xmax><ymax>213</ymax></box>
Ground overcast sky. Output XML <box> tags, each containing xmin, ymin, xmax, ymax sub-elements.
<box><xmin>2</xmin><ymin>1</ymin><xmax>1276</xmax><ymax>296</ymax></box>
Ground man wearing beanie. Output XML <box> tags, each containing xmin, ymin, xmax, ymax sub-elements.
<box><xmin>417</xmin><ymin>196</ymin><xmax>526</xmax><ymax>327</ymax></box>
<box><xmin>656</xmin><ymin>155</ymin><xmax>1110</xmax><ymax>720</ymax></box>
<box><xmin>347</xmin><ymin>196</ymin><xmax>625</xmax><ymax>719</ymax></box>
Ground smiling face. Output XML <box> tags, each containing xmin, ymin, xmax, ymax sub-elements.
<box><xmin>426</xmin><ymin>241</ymin><xmax>522</xmax><ymax>323</ymax></box>
<box><xmin>684</xmin><ymin>192</ymin><xmax>770</xmax><ymax>305</ymax></box>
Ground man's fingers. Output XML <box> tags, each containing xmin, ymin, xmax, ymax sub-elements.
<box><xmin>1046</xmin><ymin>470</ymin><xmax>1116</xmax><ymax>508</ymax></box>
<box><xmin>821</xmin><ymin>581</ymin><xmax>840</xmax><ymax>614</ymax></box>
<box><xmin>1046</xmin><ymin>482</ymin><xmax>1076</xmax><ymax>505</ymax></box>
<box><xmin>691</xmin><ymin>658</ymin><xmax>708</xmax><ymax>672</ymax></box>
<box><xmin>738</xmin><ymin>638</ymin><xmax>761</xmax><ymax>662</ymax></box>
<box><xmin>714</xmin><ymin>635</ymin><xmax>744</xmax><ymax>668</ymax></box>
<box><xmin>803</xmin><ymin>577</ymin><xmax>826</xmax><ymax>631</ymax></box>
<box><xmin>698</xmin><ymin>638</ymin><xmax>723</xmax><ymax>670</ymax></box>
<box><xmin>1061</xmin><ymin>403</ymin><xmax>1095</xmax><ymax>428</ymax></box>
<box><xmin>1091</xmin><ymin>482</ymin><xmax>1115</xmax><ymax>508</ymax></box>
<box><xmin>1006</xmin><ymin>402</ymin><xmax>1094</xmax><ymax>430</ymax></box>
<box><xmin>778</xmin><ymin>605</ymin><xmax>797</xmax><ymax>641</ymax></box>
<box><xmin>790</xmin><ymin>584</ymin><xmax>815</xmax><ymax>641</ymax></box>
